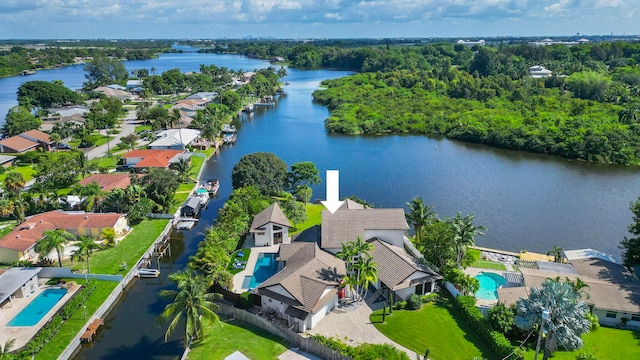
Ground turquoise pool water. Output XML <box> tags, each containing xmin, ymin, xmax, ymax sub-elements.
<box><xmin>242</xmin><ymin>253</ymin><xmax>278</xmax><ymax>289</ymax></box>
<box><xmin>474</xmin><ymin>272</ymin><xmax>507</xmax><ymax>300</ymax></box>
<box><xmin>8</xmin><ymin>288</ymin><xmax>68</xmax><ymax>327</ymax></box>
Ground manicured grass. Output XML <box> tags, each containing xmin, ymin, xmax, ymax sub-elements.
<box><xmin>290</xmin><ymin>203</ymin><xmax>324</xmax><ymax>235</ymax></box>
<box><xmin>470</xmin><ymin>260</ymin><xmax>507</xmax><ymax>271</ymax></box>
<box><xmin>0</xmin><ymin>164</ymin><xmax>37</xmax><ymax>182</ymax></box>
<box><xmin>135</xmin><ymin>125</ymin><xmax>152</xmax><ymax>133</ymax></box>
<box><xmin>188</xmin><ymin>317</ymin><xmax>288</xmax><ymax>360</ymax></box>
<box><xmin>370</xmin><ymin>298</ymin><xmax>495</xmax><ymax>360</ymax></box>
<box><xmin>189</xmin><ymin>155</ymin><xmax>205</xmax><ymax>179</ymax></box>
<box><xmin>228</xmin><ymin>249</ymin><xmax>251</xmax><ymax>274</ymax></box>
<box><xmin>171</xmin><ymin>192</ymin><xmax>190</xmax><ymax>214</ymax></box>
<box><xmin>177</xmin><ymin>183</ymin><xmax>194</xmax><ymax>192</ymax></box>
<box><xmin>522</xmin><ymin>326</ymin><xmax>640</xmax><ymax>360</ymax></box>
<box><xmin>35</xmin><ymin>280</ymin><xmax>119</xmax><ymax>360</ymax></box>
<box><xmin>89</xmin><ymin>219</ymin><xmax>169</xmax><ymax>274</ymax></box>
<box><xmin>88</xmin><ymin>155</ymin><xmax>121</xmax><ymax>170</ymax></box>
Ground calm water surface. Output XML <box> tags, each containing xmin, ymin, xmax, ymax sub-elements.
<box><xmin>0</xmin><ymin>53</ymin><xmax>637</xmax><ymax>359</ymax></box>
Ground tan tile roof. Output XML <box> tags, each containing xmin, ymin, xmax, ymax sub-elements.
<box><xmin>0</xmin><ymin>135</ymin><xmax>38</xmax><ymax>153</ymax></box>
<box><xmin>79</xmin><ymin>173</ymin><xmax>132</xmax><ymax>191</ymax></box>
<box><xmin>122</xmin><ymin>149</ymin><xmax>184</xmax><ymax>168</ymax></box>
<box><xmin>250</xmin><ymin>202</ymin><xmax>291</xmax><ymax>231</ymax></box>
<box><xmin>369</xmin><ymin>238</ymin><xmax>442</xmax><ymax>290</ymax></box>
<box><xmin>0</xmin><ymin>210</ymin><xmax>125</xmax><ymax>252</ymax></box>
<box><xmin>321</xmin><ymin>208</ymin><xmax>409</xmax><ymax>249</ymax></box>
<box><xmin>519</xmin><ymin>261</ymin><xmax>640</xmax><ymax>314</ymax></box>
<box><xmin>21</xmin><ymin>129</ymin><xmax>51</xmax><ymax>144</ymax></box>
<box><xmin>258</xmin><ymin>242</ymin><xmax>345</xmax><ymax>314</ymax></box>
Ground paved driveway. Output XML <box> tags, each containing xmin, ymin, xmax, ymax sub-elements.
<box><xmin>307</xmin><ymin>292</ymin><xmax>418</xmax><ymax>359</ymax></box>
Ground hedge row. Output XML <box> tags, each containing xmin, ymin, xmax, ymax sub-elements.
<box><xmin>450</xmin><ymin>294</ymin><xmax>524</xmax><ymax>360</ymax></box>
<box><xmin>310</xmin><ymin>334</ymin><xmax>410</xmax><ymax>360</ymax></box>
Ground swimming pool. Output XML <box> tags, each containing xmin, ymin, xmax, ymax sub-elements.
<box><xmin>242</xmin><ymin>253</ymin><xmax>279</xmax><ymax>289</ymax></box>
<box><xmin>474</xmin><ymin>272</ymin><xmax>507</xmax><ymax>300</ymax></box>
<box><xmin>8</xmin><ymin>288</ymin><xmax>68</xmax><ymax>327</ymax></box>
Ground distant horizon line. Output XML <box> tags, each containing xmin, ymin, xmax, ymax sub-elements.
<box><xmin>1</xmin><ymin>34</ymin><xmax>640</xmax><ymax>42</ymax></box>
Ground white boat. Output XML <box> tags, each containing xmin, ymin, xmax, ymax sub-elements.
<box><xmin>137</xmin><ymin>268</ymin><xmax>160</xmax><ymax>278</ymax></box>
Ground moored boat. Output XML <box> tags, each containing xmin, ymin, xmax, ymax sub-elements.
<box><xmin>137</xmin><ymin>268</ymin><xmax>160</xmax><ymax>278</ymax></box>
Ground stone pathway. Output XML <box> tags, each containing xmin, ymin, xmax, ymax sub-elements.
<box><xmin>307</xmin><ymin>292</ymin><xmax>418</xmax><ymax>359</ymax></box>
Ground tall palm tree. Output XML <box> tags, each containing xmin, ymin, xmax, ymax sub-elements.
<box><xmin>171</xmin><ymin>158</ymin><xmax>192</xmax><ymax>183</ymax></box>
<box><xmin>547</xmin><ymin>246</ymin><xmax>565</xmax><ymax>263</ymax></box>
<box><xmin>405</xmin><ymin>196</ymin><xmax>435</xmax><ymax>246</ymax></box>
<box><xmin>451</xmin><ymin>212</ymin><xmax>486</xmax><ymax>268</ymax></box>
<box><xmin>71</xmin><ymin>236</ymin><xmax>102</xmax><ymax>273</ymax></box>
<box><xmin>158</xmin><ymin>270</ymin><xmax>222</xmax><ymax>347</ymax></box>
<box><xmin>356</xmin><ymin>256</ymin><xmax>378</xmax><ymax>301</ymax></box>
<box><xmin>34</xmin><ymin>229</ymin><xmax>75</xmax><ymax>267</ymax></box>
<box><xmin>515</xmin><ymin>280</ymin><xmax>591</xmax><ymax>360</ymax></box>
<box><xmin>3</xmin><ymin>172</ymin><xmax>26</xmax><ymax>197</ymax></box>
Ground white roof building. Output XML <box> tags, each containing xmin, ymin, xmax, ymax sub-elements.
<box><xmin>148</xmin><ymin>128</ymin><xmax>201</xmax><ymax>150</ymax></box>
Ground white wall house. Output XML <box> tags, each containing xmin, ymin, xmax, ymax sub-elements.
<box><xmin>249</xmin><ymin>203</ymin><xmax>291</xmax><ymax>247</ymax></box>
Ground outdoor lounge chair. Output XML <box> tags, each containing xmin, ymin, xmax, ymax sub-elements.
<box><xmin>232</xmin><ymin>262</ymin><xmax>245</xmax><ymax>269</ymax></box>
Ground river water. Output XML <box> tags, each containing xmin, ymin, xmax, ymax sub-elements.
<box><xmin>0</xmin><ymin>52</ymin><xmax>639</xmax><ymax>359</ymax></box>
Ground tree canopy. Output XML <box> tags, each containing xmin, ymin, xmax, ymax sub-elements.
<box><xmin>231</xmin><ymin>152</ymin><xmax>289</xmax><ymax>195</ymax></box>
<box><xmin>17</xmin><ymin>80</ymin><xmax>80</xmax><ymax>111</ymax></box>
<box><xmin>84</xmin><ymin>55</ymin><xmax>128</xmax><ymax>89</ymax></box>
<box><xmin>621</xmin><ymin>196</ymin><xmax>640</xmax><ymax>267</ymax></box>
<box><xmin>2</xmin><ymin>106</ymin><xmax>41</xmax><ymax>136</ymax></box>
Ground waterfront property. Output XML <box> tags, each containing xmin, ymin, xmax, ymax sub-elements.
<box><xmin>79</xmin><ymin>173</ymin><xmax>132</xmax><ymax>192</ymax></box>
<box><xmin>241</xmin><ymin>252</ymin><xmax>278</xmax><ymax>289</ymax></box>
<box><xmin>0</xmin><ymin>210</ymin><xmax>127</xmax><ymax>263</ymax></box>
<box><xmin>249</xmin><ymin>202</ymin><xmax>291</xmax><ymax>247</ymax></box>
<box><xmin>120</xmin><ymin>149</ymin><xmax>189</xmax><ymax>172</ymax></box>
<box><xmin>474</xmin><ymin>272</ymin><xmax>507</xmax><ymax>300</ymax></box>
<box><xmin>147</xmin><ymin>128</ymin><xmax>201</xmax><ymax>150</ymax></box>
<box><xmin>7</xmin><ymin>288</ymin><xmax>67</xmax><ymax>326</ymax></box>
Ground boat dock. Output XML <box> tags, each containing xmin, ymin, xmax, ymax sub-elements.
<box><xmin>79</xmin><ymin>318</ymin><xmax>103</xmax><ymax>343</ymax></box>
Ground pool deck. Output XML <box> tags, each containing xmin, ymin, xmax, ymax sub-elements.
<box><xmin>0</xmin><ymin>280</ymin><xmax>80</xmax><ymax>349</ymax></box>
<box><xmin>464</xmin><ymin>267</ymin><xmax>522</xmax><ymax>308</ymax></box>
<box><xmin>231</xmin><ymin>237</ymin><xmax>280</xmax><ymax>293</ymax></box>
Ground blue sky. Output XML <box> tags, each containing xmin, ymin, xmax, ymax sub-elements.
<box><xmin>1</xmin><ymin>0</ymin><xmax>637</xmax><ymax>39</ymax></box>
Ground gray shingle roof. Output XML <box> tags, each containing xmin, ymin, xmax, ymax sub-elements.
<box><xmin>258</xmin><ymin>242</ymin><xmax>345</xmax><ymax>314</ymax></box>
<box><xmin>250</xmin><ymin>203</ymin><xmax>291</xmax><ymax>231</ymax></box>
<box><xmin>321</xmin><ymin>208</ymin><xmax>409</xmax><ymax>249</ymax></box>
<box><xmin>369</xmin><ymin>238</ymin><xmax>441</xmax><ymax>290</ymax></box>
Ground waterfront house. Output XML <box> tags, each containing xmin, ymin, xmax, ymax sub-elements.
<box><xmin>148</xmin><ymin>129</ymin><xmax>201</xmax><ymax>150</ymax></box>
<box><xmin>256</xmin><ymin>242</ymin><xmax>345</xmax><ymax>332</ymax></box>
<box><xmin>0</xmin><ymin>211</ymin><xmax>127</xmax><ymax>264</ymax></box>
<box><xmin>91</xmin><ymin>86</ymin><xmax>134</xmax><ymax>101</ymax></box>
<box><xmin>497</xmin><ymin>249</ymin><xmax>640</xmax><ymax>329</ymax></box>
<box><xmin>249</xmin><ymin>203</ymin><xmax>291</xmax><ymax>246</ymax></box>
<box><xmin>184</xmin><ymin>92</ymin><xmax>217</xmax><ymax>102</ymax></box>
<box><xmin>121</xmin><ymin>149</ymin><xmax>188</xmax><ymax>172</ymax></box>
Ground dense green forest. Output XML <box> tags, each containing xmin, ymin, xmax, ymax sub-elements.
<box><xmin>198</xmin><ymin>39</ymin><xmax>640</xmax><ymax>164</ymax></box>
<box><xmin>0</xmin><ymin>40</ymin><xmax>174</xmax><ymax>77</ymax></box>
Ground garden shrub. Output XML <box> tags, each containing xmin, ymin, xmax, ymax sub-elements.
<box><xmin>421</xmin><ymin>293</ymin><xmax>439</xmax><ymax>303</ymax></box>
<box><xmin>450</xmin><ymin>293</ymin><xmax>523</xmax><ymax>360</ymax></box>
<box><xmin>405</xmin><ymin>294</ymin><xmax>422</xmax><ymax>310</ymax></box>
<box><xmin>239</xmin><ymin>291</ymin><xmax>254</xmax><ymax>309</ymax></box>
<box><xmin>309</xmin><ymin>334</ymin><xmax>410</xmax><ymax>360</ymax></box>
<box><xmin>393</xmin><ymin>301</ymin><xmax>406</xmax><ymax>310</ymax></box>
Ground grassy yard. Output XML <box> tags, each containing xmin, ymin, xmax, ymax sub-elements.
<box><xmin>189</xmin><ymin>155</ymin><xmax>205</xmax><ymax>179</ymax></box>
<box><xmin>134</xmin><ymin>125</ymin><xmax>152</xmax><ymax>133</ymax></box>
<box><xmin>0</xmin><ymin>164</ymin><xmax>37</xmax><ymax>182</ymax></box>
<box><xmin>88</xmin><ymin>155</ymin><xmax>121</xmax><ymax>170</ymax></box>
<box><xmin>370</xmin><ymin>298</ymin><xmax>495</xmax><ymax>360</ymax></box>
<box><xmin>470</xmin><ymin>260</ymin><xmax>507</xmax><ymax>271</ymax></box>
<box><xmin>35</xmin><ymin>280</ymin><xmax>119</xmax><ymax>360</ymax></box>
<box><xmin>187</xmin><ymin>317</ymin><xmax>288</xmax><ymax>360</ymax></box>
<box><xmin>290</xmin><ymin>203</ymin><xmax>324</xmax><ymax>235</ymax></box>
<box><xmin>89</xmin><ymin>219</ymin><xmax>169</xmax><ymax>274</ymax></box>
<box><xmin>522</xmin><ymin>326</ymin><xmax>640</xmax><ymax>360</ymax></box>
<box><xmin>228</xmin><ymin>249</ymin><xmax>251</xmax><ymax>274</ymax></box>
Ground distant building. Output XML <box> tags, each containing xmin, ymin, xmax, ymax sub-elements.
<box><xmin>529</xmin><ymin>65</ymin><xmax>553</xmax><ymax>78</ymax></box>
<box><xmin>457</xmin><ymin>39</ymin><xmax>486</xmax><ymax>47</ymax></box>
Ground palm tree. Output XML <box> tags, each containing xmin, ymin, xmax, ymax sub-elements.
<box><xmin>158</xmin><ymin>270</ymin><xmax>222</xmax><ymax>347</ymax></box>
<box><xmin>49</xmin><ymin>132</ymin><xmax>61</xmax><ymax>151</ymax></box>
<box><xmin>34</xmin><ymin>229</ymin><xmax>75</xmax><ymax>267</ymax></box>
<box><xmin>547</xmin><ymin>246</ymin><xmax>565</xmax><ymax>263</ymax></box>
<box><xmin>355</xmin><ymin>256</ymin><xmax>378</xmax><ymax>301</ymax></box>
<box><xmin>3</xmin><ymin>172</ymin><xmax>26</xmax><ymax>197</ymax></box>
<box><xmin>618</xmin><ymin>103</ymin><xmax>640</xmax><ymax>124</ymax></box>
<box><xmin>515</xmin><ymin>280</ymin><xmax>591</xmax><ymax>360</ymax></box>
<box><xmin>451</xmin><ymin>212</ymin><xmax>486</xmax><ymax>268</ymax></box>
<box><xmin>71</xmin><ymin>236</ymin><xmax>102</xmax><ymax>273</ymax></box>
<box><xmin>405</xmin><ymin>196</ymin><xmax>435</xmax><ymax>246</ymax></box>
<box><xmin>0</xmin><ymin>338</ymin><xmax>15</xmax><ymax>359</ymax></box>
<box><xmin>171</xmin><ymin>158</ymin><xmax>192</xmax><ymax>183</ymax></box>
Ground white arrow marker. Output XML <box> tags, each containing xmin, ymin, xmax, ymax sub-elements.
<box><xmin>321</xmin><ymin>170</ymin><xmax>344</xmax><ymax>214</ymax></box>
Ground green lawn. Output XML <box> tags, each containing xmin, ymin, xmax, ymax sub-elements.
<box><xmin>0</xmin><ymin>164</ymin><xmax>37</xmax><ymax>182</ymax></box>
<box><xmin>35</xmin><ymin>280</ymin><xmax>119</xmax><ymax>360</ymax></box>
<box><xmin>189</xmin><ymin>155</ymin><xmax>205</xmax><ymax>179</ymax></box>
<box><xmin>187</xmin><ymin>317</ymin><xmax>288</xmax><ymax>360</ymax></box>
<box><xmin>470</xmin><ymin>260</ymin><xmax>507</xmax><ymax>271</ymax></box>
<box><xmin>89</xmin><ymin>219</ymin><xmax>169</xmax><ymax>274</ymax></box>
<box><xmin>522</xmin><ymin>326</ymin><xmax>640</xmax><ymax>360</ymax></box>
<box><xmin>228</xmin><ymin>249</ymin><xmax>251</xmax><ymax>274</ymax></box>
<box><xmin>370</xmin><ymin>298</ymin><xmax>495</xmax><ymax>360</ymax></box>
<box><xmin>290</xmin><ymin>203</ymin><xmax>324</xmax><ymax>235</ymax></box>
<box><xmin>134</xmin><ymin>125</ymin><xmax>152</xmax><ymax>133</ymax></box>
<box><xmin>88</xmin><ymin>155</ymin><xmax>121</xmax><ymax>170</ymax></box>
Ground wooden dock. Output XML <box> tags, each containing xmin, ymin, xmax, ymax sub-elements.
<box><xmin>80</xmin><ymin>318</ymin><xmax>103</xmax><ymax>342</ymax></box>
